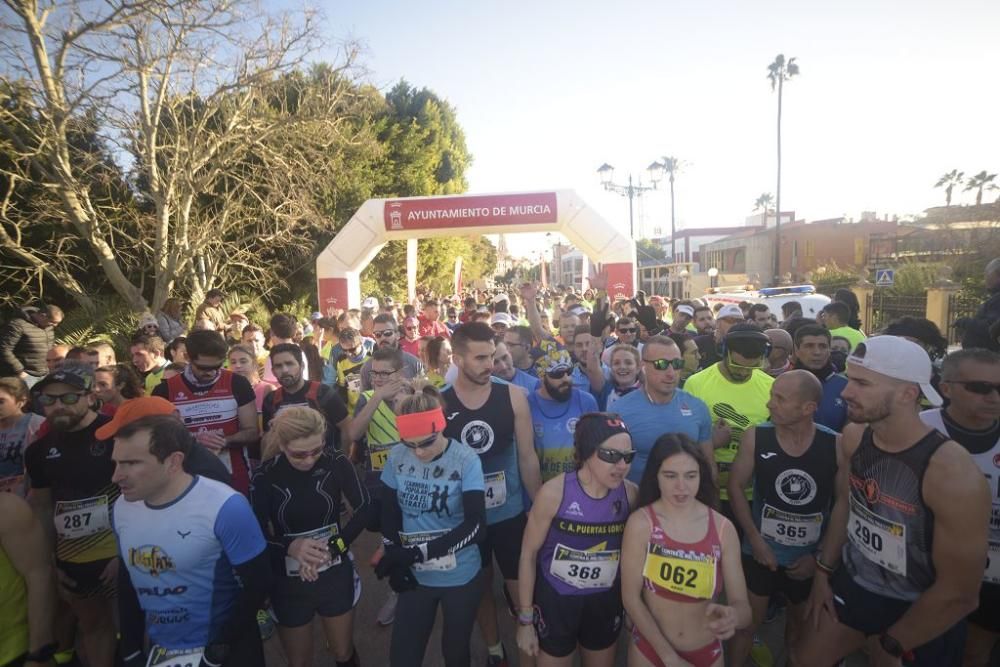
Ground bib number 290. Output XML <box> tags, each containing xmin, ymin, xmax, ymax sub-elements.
<box><xmin>853</xmin><ymin>520</ymin><xmax>884</xmax><ymax>551</ymax></box>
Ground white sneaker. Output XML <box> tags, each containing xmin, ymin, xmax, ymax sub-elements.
<box><xmin>376</xmin><ymin>591</ymin><xmax>397</xmax><ymax>626</ymax></box>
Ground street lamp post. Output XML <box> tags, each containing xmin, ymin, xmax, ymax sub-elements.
<box><xmin>708</xmin><ymin>267</ymin><xmax>719</xmax><ymax>289</ymax></box>
<box><xmin>597</xmin><ymin>163</ymin><xmax>659</xmax><ymax>240</ymax></box>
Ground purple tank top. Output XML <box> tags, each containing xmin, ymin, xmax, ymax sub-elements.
<box><xmin>538</xmin><ymin>470</ymin><xmax>630</xmax><ymax>595</ymax></box>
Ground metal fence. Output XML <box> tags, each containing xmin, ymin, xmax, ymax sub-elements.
<box><xmin>865</xmin><ymin>291</ymin><xmax>927</xmax><ymax>333</ymax></box>
<box><xmin>945</xmin><ymin>292</ymin><xmax>982</xmax><ymax>345</ymax></box>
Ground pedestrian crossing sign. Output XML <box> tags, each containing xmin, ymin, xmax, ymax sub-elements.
<box><xmin>875</xmin><ymin>269</ymin><xmax>894</xmax><ymax>287</ymax></box>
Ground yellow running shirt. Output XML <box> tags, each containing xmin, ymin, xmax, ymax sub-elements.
<box><xmin>0</xmin><ymin>544</ymin><xmax>27</xmax><ymax>665</ymax></box>
<box><xmin>684</xmin><ymin>364</ymin><xmax>773</xmax><ymax>501</ymax></box>
<box><xmin>827</xmin><ymin>326</ymin><xmax>866</xmax><ymax>352</ymax></box>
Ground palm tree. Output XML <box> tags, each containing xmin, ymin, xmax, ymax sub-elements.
<box><xmin>754</xmin><ymin>193</ymin><xmax>774</xmax><ymax>225</ymax></box>
<box><xmin>965</xmin><ymin>170</ymin><xmax>998</xmax><ymax>206</ymax></box>
<box><xmin>934</xmin><ymin>169</ymin><xmax>965</xmax><ymax>207</ymax></box>
<box><xmin>767</xmin><ymin>54</ymin><xmax>799</xmax><ymax>285</ymax></box>
<box><xmin>657</xmin><ymin>156</ymin><xmax>682</xmax><ymax>262</ymax></box>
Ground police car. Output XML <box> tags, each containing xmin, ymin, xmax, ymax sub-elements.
<box><xmin>702</xmin><ymin>285</ymin><xmax>831</xmax><ymax>322</ymax></box>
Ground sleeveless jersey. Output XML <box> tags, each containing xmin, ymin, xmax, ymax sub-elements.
<box><xmin>0</xmin><ymin>413</ymin><xmax>43</xmax><ymax>496</ymax></box>
<box><xmin>747</xmin><ymin>423</ymin><xmax>838</xmax><ymax>566</ymax></box>
<box><xmin>528</xmin><ymin>389</ymin><xmax>598</xmax><ymax>482</ymax></box>
<box><xmin>113</xmin><ymin>476</ymin><xmax>266</xmax><ymax>650</ymax></box>
<box><xmin>0</xmin><ymin>543</ymin><xmax>27</xmax><ymax>665</ymax></box>
<box><xmin>538</xmin><ymin>471</ymin><xmax>629</xmax><ymax>595</ymax></box>
<box><xmin>359</xmin><ymin>390</ymin><xmax>399</xmax><ymax>484</ymax></box>
<box><xmin>166</xmin><ymin>371</ymin><xmax>247</xmax><ymax>493</ymax></box>
<box><xmin>442</xmin><ymin>379</ymin><xmax>523</xmax><ymax>524</ymax></box>
<box><xmin>842</xmin><ymin>427</ymin><xmax>947</xmax><ymax>601</ymax></box>
<box><xmin>921</xmin><ymin>408</ymin><xmax>1000</xmax><ymax>586</ymax></box>
<box><xmin>641</xmin><ymin>505</ymin><xmax>723</xmax><ymax>602</ymax></box>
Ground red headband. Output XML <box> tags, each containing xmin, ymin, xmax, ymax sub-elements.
<box><xmin>396</xmin><ymin>407</ymin><xmax>446</xmax><ymax>440</ymax></box>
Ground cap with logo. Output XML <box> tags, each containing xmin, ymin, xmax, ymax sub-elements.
<box><xmin>535</xmin><ymin>346</ymin><xmax>573</xmax><ymax>376</ymax></box>
<box><xmin>95</xmin><ymin>396</ymin><xmax>178</xmax><ymax>440</ymax></box>
<box><xmin>310</xmin><ymin>311</ymin><xmax>323</xmax><ymax>321</ymax></box>
<box><xmin>716</xmin><ymin>304</ymin><xmax>745</xmax><ymax>321</ymax></box>
<box><xmin>362</xmin><ymin>296</ymin><xmax>379</xmax><ymax>310</ymax></box>
<box><xmin>847</xmin><ymin>335</ymin><xmax>943</xmax><ymax>406</ymax></box>
<box><xmin>32</xmin><ymin>365</ymin><xmax>93</xmax><ymax>394</ymax></box>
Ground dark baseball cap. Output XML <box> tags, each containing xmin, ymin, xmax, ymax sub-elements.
<box><xmin>32</xmin><ymin>364</ymin><xmax>94</xmax><ymax>393</ymax></box>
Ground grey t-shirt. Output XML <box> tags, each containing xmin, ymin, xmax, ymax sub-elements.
<box><xmin>359</xmin><ymin>350</ymin><xmax>425</xmax><ymax>391</ymax></box>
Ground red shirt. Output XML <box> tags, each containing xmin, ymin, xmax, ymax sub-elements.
<box><xmin>418</xmin><ymin>315</ymin><xmax>450</xmax><ymax>339</ymax></box>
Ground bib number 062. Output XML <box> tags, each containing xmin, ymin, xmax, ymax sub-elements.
<box><xmin>659</xmin><ymin>562</ymin><xmax>698</xmax><ymax>588</ymax></box>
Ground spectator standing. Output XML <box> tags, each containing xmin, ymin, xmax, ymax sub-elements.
<box><xmin>155</xmin><ymin>297</ymin><xmax>187</xmax><ymax>343</ymax></box>
<box><xmin>0</xmin><ymin>303</ymin><xmax>63</xmax><ymax>385</ymax></box>
<box><xmin>193</xmin><ymin>288</ymin><xmax>227</xmax><ymax>332</ymax></box>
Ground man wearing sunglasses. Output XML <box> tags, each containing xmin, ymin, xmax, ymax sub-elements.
<box><xmin>614</xmin><ymin>335</ymin><xmax>713</xmax><ymax>485</ymax></box>
<box><xmin>24</xmin><ymin>363</ymin><xmax>118</xmax><ymax>667</ymax></box>
<box><xmin>153</xmin><ymin>330</ymin><xmax>259</xmax><ymax>496</ymax></box>
<box><xmin>684</xmin><ymin>325</ymin><xmax>775</xmax><ymax>515</ymax></box>
<box><xmin>359</xmin><ymin>314</ymin><xmax>424</xmax><ymax>392</ymax></box>
<box><xmin>694</xmin><ymin>304</ymin><xmax>746</xmax><ymax>371</ymax></box>
<box><xmin>919</xmin><ymin>347</ymin><xmax>1000</xmax><ymax>667</ymax></box>
<box><xmin>527</xmin><ymin>350</ymin><xmax>598</xmax><ymax>482</ymax></box>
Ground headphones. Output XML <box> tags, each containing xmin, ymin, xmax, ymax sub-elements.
<box><xmin>720</xmin><ymin>327</ymin><xmax>772</xmax><ymax>359</ymax></box>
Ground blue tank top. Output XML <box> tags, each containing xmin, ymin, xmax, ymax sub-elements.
<box><xmin>443</xmin><ymin>379</ymin><xmax>523</xmax><ymax>524</ymax></box>
<box><xmin>537</xmin><ymin>471</ymin><xmax>630</xmax><ymax>596</ymax></box>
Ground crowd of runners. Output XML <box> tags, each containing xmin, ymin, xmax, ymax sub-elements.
<box><xmin>0</xmin><ymin>260</ymin><xmax>998</xmax><ymax>667</ymax></box>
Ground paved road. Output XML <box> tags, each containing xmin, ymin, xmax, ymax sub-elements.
<box><xmin>263</xmin><ymin>531</ymin><xmax>868</xmax><ymax>666</ymax></box>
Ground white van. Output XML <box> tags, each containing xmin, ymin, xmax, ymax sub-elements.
<box><xmin>701</xmin><ymin>285</ymin><xmax>831</xmax><ymax>322</ymax></box>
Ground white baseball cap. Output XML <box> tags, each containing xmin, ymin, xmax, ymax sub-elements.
<box><xmin>847</xmin><ymin>335</ymin><xmax>943</xmax><ymax>406</ymax></box>
<box><xmin>493</xmin><ymin>293</ymin><xmax>509</xmax><ymax>304</ymax></box>
<box><xmin>717</xmin><ymin>304</ymin><xmax>744</xmax><ymax>321</ymax></box>
<box><xmin>675</xmin><ymin>304</ymin><xmax>695</xmax><ymax>318</ymax></box>
<box><xmin>362</xmin><ymin>296</ymin><xmax>379</xmax><ymax>309</ymax></box>
<box><xmin>491</xmin><ymin>312</ymin><xmax>514</xmax><ymax>328</ymax></box>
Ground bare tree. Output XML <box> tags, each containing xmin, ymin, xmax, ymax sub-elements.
<box><xmin>0</xmin><ymin>0</ymin><xmax>364</xmax><ymax>310</ymax></box>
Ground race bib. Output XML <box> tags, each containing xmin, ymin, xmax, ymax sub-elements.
<box><xmin>284</xmin><ymin>524</ymin><xmax>341</xmax><ymax>577</ymax></box>
<box><xmin>643</xmin><ymin>544</ymin><xmax>716</xmax><ymax>600</ymax></box>
<box><xmin>985</xmin><ymin>541</ymin><xmax>1000</xmax><ymax>585</ymax></box>
<box><xmin>370</xmin><ymin>445</ymin><xmax>392</xmax><ymax>472</ymax></box>
<box><xmin>760</xmin><ymin>504</ymin><xmax>824</xmax><ymax>548</ymax></box>
<box><xmin>146</xmin><ymin>646</ymin><xmax>203</xmax><ymax>667</ymax></box>
<box><xmin>54</xmin><ymin>495</ymin><xmax>111</xmax><ymax>540</ymax></box>
<box><xmin>848</xmin><ymin>498</ymin><xmax>907</xmax><ymax>576</ymax></box>
<box><xmin>400</xmin><ymin>529</ymin><xmax>456</xmax><ymax>571</ymax></box>
<box><xmin>484</xmin><ymin>471</ymin><xmax>507</xmax><ymax>509</ymax></box>
<box><xmin>347</xmin><ymin>374</ymin><xmax>362</xmax><ymax>396</ymax></box>
<box><xmin>549</xmin><ymin>543</ymin><xmax>619</xmax><ymax>590</ymax></box>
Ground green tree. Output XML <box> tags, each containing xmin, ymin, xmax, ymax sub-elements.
<box><xmin>965</xmin><ymin>170</ymin><xmax>998</xmax><ymax>206</ymax></box>
<box><xmin>934</xmin><ymin>169</ymin><xmax>965</xmax><ymax>207</ymax></box>
<box><xmin>636</xmin><ymin>238</ymin><xmax>667</xmax><ymax>263</ymax></box>
<box><xmin>767</xmin><ymin>54</ymin><xmax>799</xmax><ymax>285</ymax></box>
<box><xmin>753</xmin><ymin>193</ymin><xmax>774</xmax><ymax>224</ymax></box>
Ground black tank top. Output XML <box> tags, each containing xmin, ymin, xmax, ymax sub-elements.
<box><xmin>843</xmin><ymin>427</ymin><xmax>947</xmax><ymax>601</ymax></box>
<box><xmin>750</xmin><ymin>423</ymin><xmax>838</xmax><ymax>560</ymax></box>
<box><xmin>441</xmin><ymin>380</ymin><xmax>515</xmax><ymax>464</ymax></box>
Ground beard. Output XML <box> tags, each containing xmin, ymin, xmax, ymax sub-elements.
<box><xmin>544</xmin><ymin>378</ymin><xmax>572</xmax><ymax>402</ymax></box>
<box><xmin>278</xmin><ymin>374</ymin><xmax>301</xmax><ymax>389</ymax></box>
<box><xmin>48</xmin><ymin>410</ymin><xmax>87</xmax><ymax>431</ymax></box>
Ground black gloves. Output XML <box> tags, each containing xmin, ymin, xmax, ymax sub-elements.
<box><xmin>374</xmin><ymin>544</ymin><xmax>422</xmax><ymax>593</ymax></box>
<box><xmin>633</xmin><ymin>291</ymin><xmax>660</xmax><ymax>335</ymax></box>
<box><xmin>590</xmin><ymin>298</ymin><xmax>611</xmax><ymax>339</ymax></box>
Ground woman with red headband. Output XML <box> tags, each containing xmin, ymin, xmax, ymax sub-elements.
<box><xmin>515</xmin><ymin>412</ymin><xmax>638</xmax><ymax>667</ymax></box>
<box><xmin>375</xmin><ymin>382</ymin><xmax>487</xmax><ymax>667</ymax></box>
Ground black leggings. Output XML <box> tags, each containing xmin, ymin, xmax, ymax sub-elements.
<box><xmin>389</xmin><ymin>572</ymin><xmax>483</xmax><ymax>667</ymax></box>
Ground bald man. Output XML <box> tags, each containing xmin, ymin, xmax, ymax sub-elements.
<box><xmin>728</xmin><ymin>370</ymin><xmax>846</xmax><ymax>664</ymax></box>
<box><xmin>764</xmin><ymin>329</ymin><xmax>794</xmax><ymax>377</ymax></box>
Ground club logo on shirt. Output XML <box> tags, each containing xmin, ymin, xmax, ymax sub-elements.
<box><xmin>775</xmin><ymin>469</ymin><xmax>817</xmax><ymax>506</ymax></box>
<box><xmin>129</xmin><ymin>545</ymin><xmax>175</xmax><ymax>577</ymax></box>
<box><xmin>90</xmin><ymin>440</ymin><xmax>106</xmax><ymax>456</ymax></box>
<box><xmin>461</xmin><ymin>420</ymin><xmax>495</xmax><ymax>454</ymax></box>
<box><xmin>566</xmin><ymin>501</ymin><xmax>584</xmax><ymax>517</ymax></box>
<box><xmin>46</xmin><ymin>447</ymin><xmax>61</xmax><ymax>460</ymax></box>
<box><xmin>566</xmin><ymin>417</ymin><xmax>579</xmax><ymax>434</ymax></box>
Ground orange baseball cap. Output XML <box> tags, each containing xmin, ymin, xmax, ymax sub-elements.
<box><xmin>95</xmin><ymin>396</ymin><xmax>178</xmax><ymax>440</ymax></box>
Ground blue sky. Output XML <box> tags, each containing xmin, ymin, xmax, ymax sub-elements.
<box><xmin>314</xmin><ymin>0</ymin><xmax>1000</xmax><ymax>258</ymax></box>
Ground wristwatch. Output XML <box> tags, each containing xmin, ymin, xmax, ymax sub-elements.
<box><xmin>879</xmin><ymin>632</ymin><xmax>904</xmax><ymax>658</ymax></box>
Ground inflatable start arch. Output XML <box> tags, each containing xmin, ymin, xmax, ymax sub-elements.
<box><xmin>316</xmin><ymin>191</ymin><xmax>636</xmax><ymax>309</ymax></box>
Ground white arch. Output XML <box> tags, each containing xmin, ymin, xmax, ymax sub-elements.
<box><xmin>316</xmin><ymin>190</ymin><xmax>636</xmax><ymax>310</ymax></box>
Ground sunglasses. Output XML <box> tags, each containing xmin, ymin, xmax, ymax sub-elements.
<box><xmin>945</xmin><ymin>381</ymin><xmax>1000</xmax><ymax>396</ymax></box>
<box><xmin>617</xmin><ymin>328</ymin><xmax>638</xmax><ymax>335</ymax></box>
<box><xmin>402</xmin><ymin>433</ymin><xmax>439</xmax><ymax>449</ymax></box>
<box><xmin>370</xmin><ymin>369</ymin><xmax>398</xmax><ymax>379</ymax></box>
<box><xmin>192</xmin><ymin>361</ymin><xmax>224</xmax><ymax>372</ymax></box>
<box><xmin>374</xmin><ymin>330</ymin><xmax>396</xmax><ymax>338</ymax></box>
<box><xmin>545</xmin><ymin>368</ymin><xmax>571</xmax><ymax>380</ymax></box>
<box><xmin>36</xmin><ymin>392</ymin><xmax>87</xmax><ymax>407</ymax></box>
<box><xmin>643</xmin><ymin>358</ymin><xmax>685</xmax><ymax>371</ymax></box>
<box><xmin>286</xmin><ymin>445</ymin><xmax>324</xmax><ymax>460</ymax></box>
<box><xmin>596</xmin><ymin>448</ymin><xmax>637</xmax><ymax>465</ymax></box>
<box><xmin>342</xmin><ymin>346</ymin><xmax>360</xmax><ymax>356</ymax></box>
